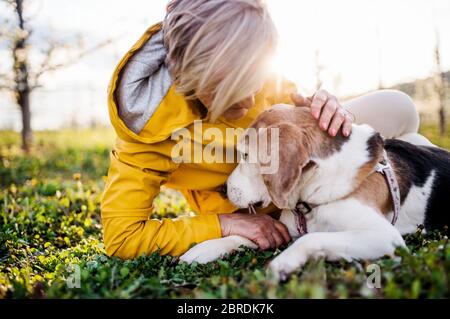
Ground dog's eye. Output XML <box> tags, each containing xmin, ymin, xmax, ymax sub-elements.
<box><xmin>240</xmin><ymin>152</ymin><xmax>249</xmax><ymax>161</ymax></box>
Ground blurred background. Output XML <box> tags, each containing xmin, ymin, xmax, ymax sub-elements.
<box><xmin>0</xmin><ymin>0</ymin><xmax>449</xmax><ymax>150</ymax></box>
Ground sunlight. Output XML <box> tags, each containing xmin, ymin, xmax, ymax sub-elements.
<box><xmin>1</xmin><ymin>0</ymin><xmax>449</xmax><ymax>130</ymax></box>
<box><xmin>267</xmin><ymin>0</ymin><xmax>450</xmax><ymax>96</ymax></box>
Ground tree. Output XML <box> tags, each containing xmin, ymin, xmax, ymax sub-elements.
<box><xmin>0</xmin><ymin>0</ymin><xmax>112</xmax><ymax>152</ymax></box>
<box><xmin>433</xmin><ymin>30</ymin><xmax>447</xmax><ymax>136</ymax></box>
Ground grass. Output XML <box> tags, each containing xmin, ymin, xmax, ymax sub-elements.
<box><xmin>0</xmin><ymin>125</ymin><xmax>449</xmax><ymax>299</ymax></box>
<box><xmin>420</xmin><ymin>123</ymin><xmax>450</xmax><ymax>150</ymax></box>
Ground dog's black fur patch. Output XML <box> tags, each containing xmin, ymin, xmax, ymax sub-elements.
<box><xmin>385</xmin><ymin>139</ymin><xmax>450</xmax><ymax>231</ymax></box>
<box><xmin>366</xmin><ymin>132</ymin><xmax>384</xmax><ymax>161</ymax></box>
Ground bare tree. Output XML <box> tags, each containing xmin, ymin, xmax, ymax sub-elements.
<box><xmin>433</xmin><ymin>30</ymin><xmax>447</xmax><ymax>136</ymax></box>
<box><xmin>0</xmin><ymin>0</ymin><xmax>112</xmax><ymax>152</ymax></box>
<box><xmin>0</xmin><ymin>0</ymin><xmax>33</xmax><ymax>151</ymax></box>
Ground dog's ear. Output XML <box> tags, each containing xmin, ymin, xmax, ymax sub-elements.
<box><xmin>260</xmin><ymin>123</ymin><xmax>310</xmax><ymax>209</ymax></box>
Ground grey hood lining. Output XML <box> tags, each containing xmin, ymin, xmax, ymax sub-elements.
<box><xmin>116</xmin><ymin>30</ymin><xmax>173</xmax><ymax>134</ymax></box>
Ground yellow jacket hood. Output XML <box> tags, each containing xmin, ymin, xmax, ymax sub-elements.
<box><xmin>108</xmin><ymin>23</ymin><xmax>201</xmax><ymax>145</ymax></box>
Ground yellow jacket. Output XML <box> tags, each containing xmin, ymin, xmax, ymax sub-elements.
<box><xmin>101</xmin><ymin>23</ymin><xmax>297</xmax><ymax>259</ymax></box>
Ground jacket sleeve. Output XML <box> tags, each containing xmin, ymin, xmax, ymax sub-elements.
<box><xmin>101</xmin><ymin>137</ymin><xmax>222</xmax><ymax>259</ymax></box>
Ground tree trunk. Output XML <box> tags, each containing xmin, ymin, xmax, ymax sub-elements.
<box><xmin>12</xmin><ymin>0</ymin><xmax>33</xmax><ymax>152</ymax></box>
<box><xmin>14</xmin><ymin>45</ymin><xmax>33</xmax><ymax>152</ymax></box>
<box><xmin>439</xmin><ymin>99</ymin><xmax>446</xmax><ymax>136</ymax></box>
<box><xmin>436</xmin><ymin>71</ymin><xmax>446</xmax><ymax>136</ymax></box>
<box><xmin>434</xmin><ymin>31</ymin><xmax>447</xmax><ymax>136</ymax></box>
<box><xmin>19</xmin><ymin>90</ymin><xmax>32</xmax><ymax>152</ymax></box>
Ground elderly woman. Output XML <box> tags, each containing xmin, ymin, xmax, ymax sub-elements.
<box><xmin>101</xmin><ymin>0</ymin><xmax>431</xmax><ymax>259</ymax></box>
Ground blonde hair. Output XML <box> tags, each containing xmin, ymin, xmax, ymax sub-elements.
<box><xmin>163</xmin><ymin>0</ymin><xmax>277</xmax><ymax>122</ymax></box>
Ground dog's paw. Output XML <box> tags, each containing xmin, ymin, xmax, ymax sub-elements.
<box><xmin>180</xmin><ymin>236</ymin><xmax>251</xmax><ymax>264</ymax></box>
<box><xmin>267</xmin><ymin>249</ymin><xmax>307</xmax><ymax>282</ymax></box>
<box><xmin>179</xmin><ymin>241</ymin><xmax>224</xmax><ymax>264</ymax></box>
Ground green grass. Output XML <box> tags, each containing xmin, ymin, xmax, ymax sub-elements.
<box><xmin>420</xmin><ymin>123</ymin><xmax>450</xmax><ymax>150</ymax></box>
<box><xmin>0</xmin><ymin>126</ymin><xmax>449</xmax><ymax>299</ymax></box>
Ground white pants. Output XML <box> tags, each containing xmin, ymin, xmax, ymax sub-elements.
<box><xmin>344</xmin><ymin>89</ymin><xmax>434</xmax><ymax>147</ymax></box>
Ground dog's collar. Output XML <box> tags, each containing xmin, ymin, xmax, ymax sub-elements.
<box><xmin>292</xmin><ymin>150</ymin><xmax>401</xmax><ymax>237</ymax></box>
<box><xmin>292</xmin><ymin>201</ymin><xmax>316</xmax><ymax>237</ymax></box>
<box><xmin>375</xmin><ymin>150</ymin><xmax>401</xmax><ymax>225</ymax></box>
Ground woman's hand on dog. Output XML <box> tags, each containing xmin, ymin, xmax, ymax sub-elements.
<box><xmin>291</xmin><ymin>90</ymin><xmax>354</xmax><ymax>137</ymax></box>
<box><xmin>219</xmin><ymin>213</ymin><xmax>291</xmax><ymax>250</ymax></box>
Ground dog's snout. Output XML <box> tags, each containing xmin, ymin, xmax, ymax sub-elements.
<box><xmin>226</xmin><ymin>160</ymin><xmax>271</xmax><ymax>209</ymax></box>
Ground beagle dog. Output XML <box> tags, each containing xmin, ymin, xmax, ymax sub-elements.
<box><xmin>180</xmin><ymin>105</ymin><xmax>450</xmax><ymax>280</ymax></box>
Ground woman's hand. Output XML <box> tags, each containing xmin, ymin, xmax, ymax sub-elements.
<box><xmin>291</xmin><ymin>90</ymin><xmax>354</xmax><ymax>137</ymax></box>
<box><xmin>219</xmin><ymin>213</ymin><xmax>291</xmax><ymax>250</ymax></box>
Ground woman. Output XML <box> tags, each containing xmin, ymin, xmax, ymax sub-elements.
<box><xmin>101</xmin><ymin>0</ymin><xmax>432</xmax><ymax>259</ymax></box>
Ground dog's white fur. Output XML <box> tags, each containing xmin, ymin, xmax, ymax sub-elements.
<box><xmin>180</xmin><ymin>110</ymin><xmax>431</xmax><ymax>280</ymax></box>
<box><xmin>394</xmin><ymin>171</ymin><xmax>435</xmax><ymax>234</ymax></box>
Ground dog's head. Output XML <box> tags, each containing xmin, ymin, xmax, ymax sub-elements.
<box><xmin>227</xmin><ymin>105</ymin><xmax>316</xmax><ymax>209</ymax></box>
<box><xmin>227</xmin><ymin>104</ymin><xmax>384</xmax><ymax>210</ymax></box>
